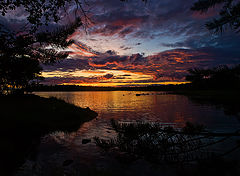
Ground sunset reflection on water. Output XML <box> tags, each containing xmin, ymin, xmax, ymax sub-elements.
<box><xmin>30</xmin><ymin>91</ymin><xmax>240</xmax><ymax>171</ymax></box>
<box><xmin>35</xmin><ymin>91</ymin><xmax>240</xmax><ymax>131</ymax></box>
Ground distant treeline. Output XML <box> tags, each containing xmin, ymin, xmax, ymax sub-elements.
<box><xmin>186</xmin><ymin>64</ymin><xmax>240</xmax><ymax>89</ymax></box>
<box><xmin>29</xmin><ymin>84</ymin><xmax>192</xmax><ymax>92</ymax></box>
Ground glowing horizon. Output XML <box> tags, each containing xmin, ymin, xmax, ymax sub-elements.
<box><xmin>60</xmin><ymin>81</ymin><xmax>190</xmax><ymax>87</ymax></box>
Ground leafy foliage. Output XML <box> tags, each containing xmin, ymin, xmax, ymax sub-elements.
<box><xmin>0</xmin><ymin>0</ymin><xmax>87</xmax><ymax>94</ymax></box>
<box><xmin>191</xmin><ymin>0</ymin><xmax>240</xmax><ymax>33</ymax></box>
<box><xmin>0</xmin><ymin>55</ymin><xmax>42</xmax><ymax>93</ymax></box>
<box><xmin>0</xmin><ymin>18</ymin><xmax>82</xmax><ymax>94</ymax></box>
<box><xmin>0</xmin><ymin>0</ymin><xmax>89</xmax><ymax>31</ymax></box>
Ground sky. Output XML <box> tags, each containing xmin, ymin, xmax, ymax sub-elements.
<box><xmin>3</xmin><ymin>0</ymin><xmax>240</xmax><ymax>86</ymax></box>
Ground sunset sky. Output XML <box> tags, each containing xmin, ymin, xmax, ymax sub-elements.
<box><xmin>4</xmin><ymin>0</ymin><xmax>240</xmax><ymax>86</ymax></box>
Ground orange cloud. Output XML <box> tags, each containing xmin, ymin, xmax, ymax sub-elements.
<box><xmin>43</xmin><ymin>47</ymin><xmax>230</xmax><ymax>86</ymax></box>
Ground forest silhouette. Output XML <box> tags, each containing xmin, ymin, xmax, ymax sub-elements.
<box><xmin>186</xmin><ymin>64</ymin><xmax>240</xmax><ymax>89</ymax></box>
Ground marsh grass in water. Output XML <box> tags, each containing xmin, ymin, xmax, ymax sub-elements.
<box><xmin>95</xmin><ymin>119</ymin><xmax>240</xmax><ymax>164</ymax></box>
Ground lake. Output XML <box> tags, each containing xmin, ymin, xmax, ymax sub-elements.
<box><xmin>24</xmin><ymin>91</ymin><xmax>240</xmax><ymax>175</ymax></box>
<box><xmin>35</xmin><ymin>91</ymin><xmax>240</xmax><ymax>132</ymax></box>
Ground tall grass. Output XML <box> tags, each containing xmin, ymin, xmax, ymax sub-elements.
<box><xmin>95</xmin><ymin>120</ymin><xmax>240</xmax><ymax>164</ymax></box>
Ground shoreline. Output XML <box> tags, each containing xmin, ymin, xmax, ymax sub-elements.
<box><xmin>0</xmin><ymin>94</ymin><xmax>98</xmax><ymax>175</ymax></box>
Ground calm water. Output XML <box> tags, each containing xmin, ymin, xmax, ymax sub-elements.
<box><xmin>35</xmin><ymin>91</ymin><xmax>240</xmax><ymax>131</ymax></box>
<box><xmin>26</xmin><ymin>91</ymin><xmax>240</xmax><ymax>173</ymax></box>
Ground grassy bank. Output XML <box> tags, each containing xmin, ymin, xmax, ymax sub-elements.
<box><xmin>0</xmin><ymin>94</ymin><xmax>98</xmax><ymax>175</ymax></box>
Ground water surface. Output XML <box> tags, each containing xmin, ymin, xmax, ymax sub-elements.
<box><xmin>28</xmin><ymin>91</ymin><xmax>240</xmax><ymax>173</ymax></box>
<box><xmin>35</xmin><ymin>91</ymin><xmax>240</xmax><ymax>131</ymax></box>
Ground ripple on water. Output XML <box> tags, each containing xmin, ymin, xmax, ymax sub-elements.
<box><xmin>28</xmin><ymin>91</ymin><xmax>240</xmax><ymax>172</ymax></box>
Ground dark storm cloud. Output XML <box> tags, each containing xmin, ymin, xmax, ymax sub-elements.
<box><xmin>90</xmin><ymin>9</ymin><xmax>149</xmax><ymax>37</ymax></box>
<box><xmin>43</xmin><ymin>58</ymin><xmax>91</xmax><ymax>72</ymax></box>
<box><xmin>162</xmin><ymin>33</ymin><xmax>240</xmax><ymax>50</ymax></box>
<box><xmin>103</xmin><ymin>73</ymin><xmax>114</xmax><ymax>79</ymax></box>
<box><xmin>121</xmin><ymin>74</ymin><xmax>131</xmax><ymax>77</ymax></box>
<box><xmin>1</xmin><ymin>0</ymin><xmax>218</xmax><ymax>40</ymax></box>
<box><xmin>105</xmin><ymin>50</ymin><xmax>118</xmax><ymax>55</ymax></box>
<box><xmin>161</xmin><ymin>32</ymin><xmax>240</xmax><ymax>63</ymax></box>
<box><xmin>120</xmin><ymin>45</ymin><xmax>132</xmax><ymax>50</ymax></box>
<box><xmin>2</xmin><ymin>0</ymin><xmax>235</xmax><ymax>49</ymax></box>
<box><xmin>86</xmin><ymin>0</ymin><xmax>216</xmax><ymax>39</ymax></box>
<box><xmin>43</xmin><ymin>73</ymin><xmax>115</xmax><ymax>85</ymax></box>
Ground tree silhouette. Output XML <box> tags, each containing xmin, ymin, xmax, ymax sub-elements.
<box><xmin>0</xmin><ymin>0</ymin><xmax>90</xmax><ymax>31</ymax></box>
<box><xmin>186</xmin><ymin>64</ymin><xmax>240</xmax><ymax>89</ymax></box>
<box><xmin>0</xmin><ymin>0</ymin><xmax>88</xmax><ymax>94</ymax></box>
<box><xmin>0</xmin><ymin>18</ymin><xmax>82</xmax><ymax>94</ymax></box>
<box><xmin>191</xmin><ymin>0</ymin><xmax>240</xmax><ymax>33</ymax></box>
<box><xmin>0</xmin><ymin>55</ymin><xmax>42</xmax><ymax>94</ymax></box>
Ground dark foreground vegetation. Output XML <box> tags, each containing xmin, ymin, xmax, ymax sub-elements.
<box><xmin>0</xmin><ymin>94</ymin><xmax>97</xmax><ymax>175</ymax></box>
<box><xmin>94</xmin><ymin>120</ymin><xmax>240</xmax><ymax>176</ymax></box>
<box><xmin>95</xmin><ymin>120</ymin><xmax>240</xmax><ymax>163</ymax></box>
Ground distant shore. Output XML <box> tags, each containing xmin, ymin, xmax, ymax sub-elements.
<box><xmin>27</xmin><ymin>84</ymin><xmax>190</xmax><ymax>92</ymax></box>
<box><xmin>28</xmin><ymin>84</ymin><xmax>240</xmax><ymax>92</ymax></box>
